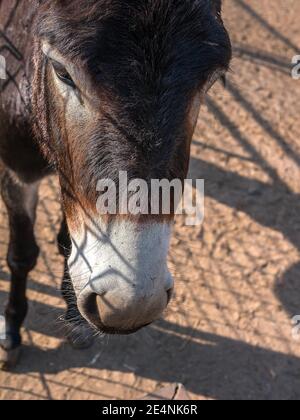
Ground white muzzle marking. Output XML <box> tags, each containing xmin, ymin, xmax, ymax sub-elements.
<box><xmin>68</xmin><ymin>219</ymin><xmax>173</xmax><ymax>330</ymax></box>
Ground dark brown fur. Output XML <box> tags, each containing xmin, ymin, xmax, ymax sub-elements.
<box><xmin>31</xmin><ymin>0</ymin><xmax>231</xmax><ymax>217</ymax></box>
<box><xmin>0</xmin><ymin>0</ymin><xmax>231</xmax><ymax>368</ymax></box>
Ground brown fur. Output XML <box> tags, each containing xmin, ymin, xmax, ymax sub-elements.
<box><xmin>30</xmin><ymin>0</ymin><xmax>231</xmax><ymax>221</ymax></box>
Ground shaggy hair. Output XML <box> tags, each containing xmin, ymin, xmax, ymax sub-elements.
<box><xmin>32</xmin><ymin>0</ymin><xmax>231</xmax><ymax>212</ymax></box>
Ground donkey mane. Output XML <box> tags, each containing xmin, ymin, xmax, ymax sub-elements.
<box><xmin>36</xmin><ymin>0</ymin><xmax>230</xmax><ymax>87</ymax></box>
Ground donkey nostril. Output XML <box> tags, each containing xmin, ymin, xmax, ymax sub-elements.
<box><xmin>166</xmin><ymin>288</ymin><xmax>173</xmax><ymax>304</ymax></box>
<box><xmin>79</xmin><ymin>293</ymin><xmax>102</xmax><ymax>327</ymax></box>
<box><xmin>82</xmin><ymin>292</ymin><xmax>97</xmax><ymax>314</ymax></box>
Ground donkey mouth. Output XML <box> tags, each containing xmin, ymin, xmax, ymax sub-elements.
<box><xmin>95</xmin><ymin>324</ymin><xmax>149</xmax><ymax>336</ymax></box>
<box><xmin>77</xmin><ymin>292</ymin><xmax>151</xmax><ymax>335</ymax></box>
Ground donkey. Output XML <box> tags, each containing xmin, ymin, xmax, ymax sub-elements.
<box><xmin>0</xmin><ymin>0</ymin><xmax>231</xmax><ymax>369</ymax></box>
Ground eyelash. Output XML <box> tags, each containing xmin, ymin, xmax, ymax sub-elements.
<box><xmin>51</xmin><ymin>61</ymin><xmax>76</xmax><ymax>88</ymax></box>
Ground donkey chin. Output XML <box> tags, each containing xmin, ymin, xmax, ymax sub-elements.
<box><xmin>68</xmin><ymin>218</ymin><xmax>174</xmax><ymax>335</ymax></box>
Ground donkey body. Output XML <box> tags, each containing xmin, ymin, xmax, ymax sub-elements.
<box><xmin>0</xmin><ymin>0</ymin><xmax>231</xmax><ymax>369</ymax></box>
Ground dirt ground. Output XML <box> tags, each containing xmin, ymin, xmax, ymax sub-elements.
<box><xmin>1</xmin><ymin>0</ymin><xmax>300</xmax><ymax>400</ymax></box>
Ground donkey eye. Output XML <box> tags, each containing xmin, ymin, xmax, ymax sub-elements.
<box><xmin>51</xmin><ymin>60</ymin><xmax>76</xmax><ymax>89</ymax></box>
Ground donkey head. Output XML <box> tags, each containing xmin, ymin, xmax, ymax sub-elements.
<box><xmin>32</xmin><ymin>0</ymin><xmax>231</xmax><ymax>334</ymax></box>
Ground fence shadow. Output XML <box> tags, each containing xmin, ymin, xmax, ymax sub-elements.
<box><xmin>0</xmin><ymin>0</ymin><xmax>299</xmax><ymax>401</ymax></box>
<box><xmin>0</xmin><ymin>313</ymin><xmax>299</xmax><ymax>400</ymax></box>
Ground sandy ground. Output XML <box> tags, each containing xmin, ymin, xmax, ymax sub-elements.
<box><xmin>1</xmin><ymin>0</ymin><xmax>300</xmax><ymax>400</ymax></box>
